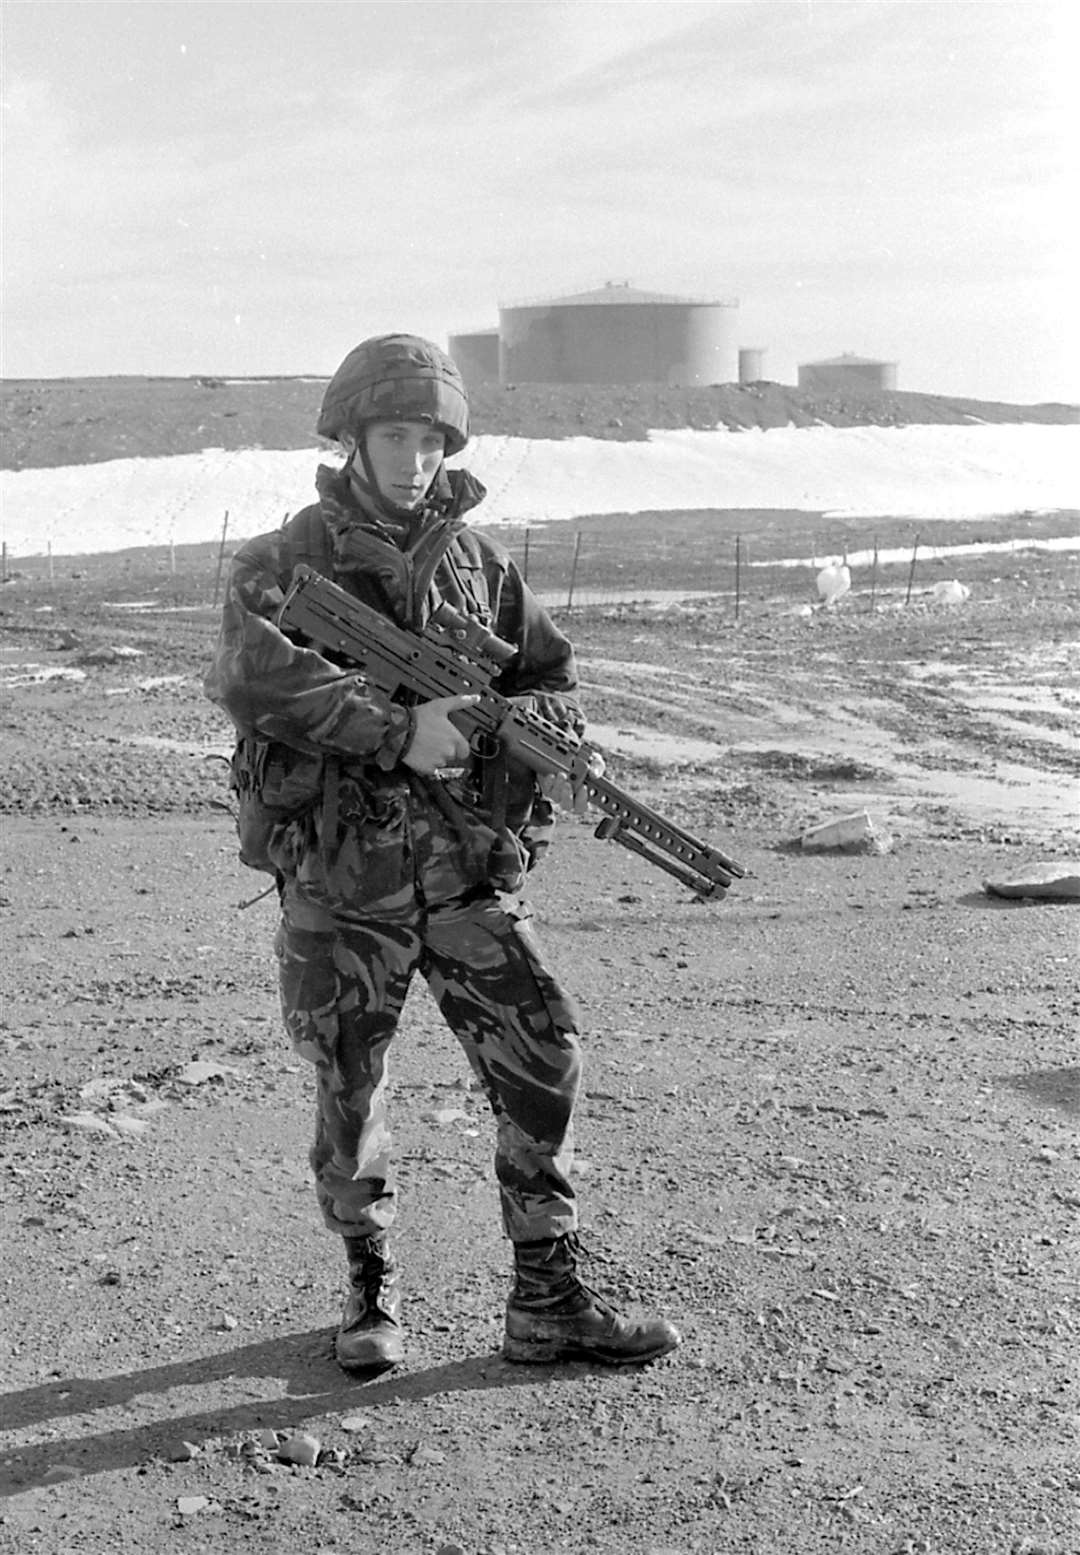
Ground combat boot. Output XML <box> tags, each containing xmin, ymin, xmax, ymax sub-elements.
<box><xmin>335</xmin><ymin>1234</ymin><xmax>404</xmax><ymax>1374</ymax></box>
<box><xmin>503</xmin><ymin>1233</ymin><xmax>681</xmax><ymax>1366</ymax></box>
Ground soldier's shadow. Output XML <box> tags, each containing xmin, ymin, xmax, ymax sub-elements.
<box><xmin>0</xmin><ymin>1327</ymin><xmax>570</xmax><ymax>1496</ymax></box>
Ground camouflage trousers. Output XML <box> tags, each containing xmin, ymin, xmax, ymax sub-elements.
<box><xmin>274</xmin><ymin>892</ymin><xmax>582</xmax><ymax>1244</ymax></box>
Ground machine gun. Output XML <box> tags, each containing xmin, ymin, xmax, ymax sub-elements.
<box><xmin>278</xmin><ymin>566</ymin><xmax>746</xmax><ymax>899</ymax></box>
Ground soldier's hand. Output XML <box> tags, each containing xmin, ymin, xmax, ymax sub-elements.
<box><xmin>541</xmin><ymin>749</ymin><xmax>606</xmax><ymax>815</ymax></box>
<box><xmin>530</xmin><ymin>693</ymin><xmax>586</xmax><ymax>740</ymax></box>
<box><xmin>402</xmin><ymin>695</ymin><xmax>479</xmax><ymax>774</ymax></box>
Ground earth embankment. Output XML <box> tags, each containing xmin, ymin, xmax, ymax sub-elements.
<box><xmin>2</xmin><ymin>375</ymin><xmax>1076</xmax><ymax>471</ymax></box>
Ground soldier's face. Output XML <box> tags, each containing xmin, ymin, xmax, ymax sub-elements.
<box><xmin>361</xmin><ymin>421</ymin><xmax>446</xmax><ymax>509</ymax></box>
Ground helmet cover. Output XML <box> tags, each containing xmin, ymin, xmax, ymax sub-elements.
<box><xmin>317</xmin><ymin>334</ymin><xmax>469</xmax><ymax>455</ymax></box>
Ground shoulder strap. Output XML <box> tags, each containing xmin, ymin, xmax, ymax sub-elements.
<box><xmin>279</xmin><ymin>505</ymin><xmax>333</xmax><ymax>579</ymax></box>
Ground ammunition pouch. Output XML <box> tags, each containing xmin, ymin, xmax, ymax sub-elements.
<box><xmin>230</xmin><ymin>735</ymin><xmax>325</xmax><ymax>874</ymax></box>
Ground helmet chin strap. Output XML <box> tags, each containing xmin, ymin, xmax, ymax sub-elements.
<box><xmin>346</xmin><ymin>437</ymin><xmax>423</xmax><ymax>525</ymax></box>
<box><xmin>340</xmin><ymin>441</ymin><xmax>407</xmax><ymax>525</ymax></box>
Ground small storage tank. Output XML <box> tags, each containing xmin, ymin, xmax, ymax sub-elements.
<box><xmin>798</xmin><ymin>353</ymin><xmax>898</xmax><ymax>392</ymax></box>
<box><xmin>498</xmin><ymin>282</ymin><xmax>739</xmax><ymax>386</ymax></box>
<box><xmin>738</xmin><ymin>348</ymin><xmax>766</xmax><ymax>384</ymax></box>
<box><xmin>447</xmin><ymin>328</ymin><xmax>500</xmax><ymax>387</ymax></box>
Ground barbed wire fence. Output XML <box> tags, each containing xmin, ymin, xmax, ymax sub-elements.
<box><xmin>0</xmin><ymin>517</ymin><xmax>1056</xmax><ymax>615</ymax></box>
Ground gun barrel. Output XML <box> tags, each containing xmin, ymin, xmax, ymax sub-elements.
<box><xmin>587</xmin><ymin>775</ymin><xmax>746</xmax><ymax>884</ymax></box>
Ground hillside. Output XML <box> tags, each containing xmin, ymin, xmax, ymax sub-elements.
<box><xmin>1</xmin><ymin>374</ymin><xmax>1076</xmax><ymax>471</ymax></box>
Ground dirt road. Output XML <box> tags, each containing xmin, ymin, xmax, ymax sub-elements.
<box><xmin>1</xmin><ymin>536</ymin><xmax>1077</xmax><ymax>1553</ymax></box>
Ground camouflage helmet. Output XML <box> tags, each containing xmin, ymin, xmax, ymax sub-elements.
<box><xmin>317</xmin><ymin>334</ymin><xmax>469</xmax><ymax>455</ymax></box>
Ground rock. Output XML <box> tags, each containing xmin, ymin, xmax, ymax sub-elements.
<box><xmin>424</xmin><ymin>1106</ymin><xmax>471</xmax><ymax>1126</ymax></box>
<box><xmin>800</xmin><ymin>811</ymin><xmax>892</xmax><ymax>855</ymax></box>
<box><xmin>175</xmin><ymin>1059</ymin><xmax>239</xmax><ymax>1086</ymax></box>
<box><xmin>167</xmin><ymin>1441</ymin><xmax>201</xmax><ymax>1462</ymax></box>
<box><xmin>110</xmin><ymin>1115</ymin><xmax>150</xmax><ymax>1137</ymax></box>
<box><xmin>42</xmin><ymin>1464</ymin><xmax>83</xmax><ymax>1483</ymax></box>
<box><xmin>407</xmin><ymin>1443</ymin><xmax>447</xmax><ymax>1466</ymax></box>
<box><xmin>816</xmin><ymin>563</ymin><xmax>851</xmax><ymax>606</ymax></box>
<box><xmin>79</xmin><ymin>1077</ymin><xmax>121</xmax><ymax>1101</ymax></box>
<box><xmin>176</xmin><ymin>1495</ymin><xmax>211</xmax><ymax>1515</ymax></box>
<box><xmin>60</xmin><ymin>1111</ymin><xmax>117</xmax><ymax>1136</ymax></box>
<box><xmin>277</xmin><ymin>1432</ymin><xmax>320</xmax><ymax>1467</ymax></box>
<box><xmin>983</xmin><ymin>863</ymin><xmax>1080</xmax><ymax>901</ymax></box>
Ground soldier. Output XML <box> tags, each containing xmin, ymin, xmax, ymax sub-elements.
<box><xmin>206</xmin><ymin>334</ymin><xmax>680</xmax><ymax>1374</ymax></box>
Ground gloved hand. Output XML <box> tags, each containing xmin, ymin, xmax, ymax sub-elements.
<box><xmin>540</xmin><ymin>748</ymin><xmax>606</xmax><ymax>816</ymax></box>
<box><xmin>525</xmin><ymin>693</ymin><xmax>587</xmax><ymax>741</ymax></box>
<box><xmin>402</xmin><ymin>695</ymin><xmax>478</xmax><ymax>774</ymax></box>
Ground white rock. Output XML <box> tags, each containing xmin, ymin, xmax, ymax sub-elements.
<box><xmin>110</xmin><ymin>1115</ymin><xmax>150</xmax><ymax>1137</ymax></box>
<box><xmin>816</xmin><ymin>563</ymin><xmax>851</xmax><ymax>605</ymax></box>
<box><xmin>277</xmin><ymin>1432</ymin><xmax>320</xmax><ymax>1467</ymax></box>
<box><xmin>60</xmin><ymin>1111</ymin><xmax>117</xmax><ymax>1136</ymax></box>
<box><xmin>175</xmin><ymin>1059</ymin><xmax>238</xmax><ymax>1086</ymax></box>
<box><xmin>983</xmin><ymin>863</ymin><xmax>1080</xmax><ymax>901</ymax></box>
<box><xmin>801</xmin><ymin>810</ymin><xmax>890</xmax><ymax>854</ymax></box>
<box><xmin>42</xmin><ymin>1464</ymin><xmax>83</xmax><ymax>1483</ymax></box>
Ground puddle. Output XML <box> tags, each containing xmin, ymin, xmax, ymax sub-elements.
<box><xmin>104</xmin><ymin>676</ymin><xmax>190</xmax><ymax>696</ymax></box>
<box><xmin>128</xmin><ymin>736</ymin><xmax>232</xmax><ymax>759</ymax></box>
<box><xmin>903</xmin><ymin>658</ymin><xmax>1079</xmax><ymax>753</ymax></box>
<box><xmin>997</xmin><ymin>1066</ymin><xmax>1080</xmax><ymax>1117</ymax></box>
<box><xmin>102</xmin><ymin>603</ymin><xmax>214</xmax><ymax>615</ymax></box>
<box><xmin>772</xmin><ymin>534</ymin><xmax>1080</xmax><ymax>570</ymax></box>
<box><xmin>530</xmin><ymin>533</ymin><xmax>1080</xmax><ymax>609</ymax></box>
<box><xmin>592</xmin><ymin>700</ymin><xmax>1078</xmax><ymax>835</ymax></box>
<box><xmin>588</xmin><ymin>724</ymin><xmax>728</xmax><ymax>766</ymax></box>
<box><xmin>1</xmin><ymin>664</ymin><xmax>87</xmax><ymax>686</ymax></box>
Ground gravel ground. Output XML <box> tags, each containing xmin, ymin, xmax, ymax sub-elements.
<box><xmin>0</xmin><ymin>384</ymin><xmax>1077</xmax><ymax>1554</ymax></box>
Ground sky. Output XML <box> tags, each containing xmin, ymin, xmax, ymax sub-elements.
<box><xmin>2</xmin><ymin>0</ymin><xmax>1078</xmax><ymax>402</ymax></box>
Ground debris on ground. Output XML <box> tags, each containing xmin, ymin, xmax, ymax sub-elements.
<box><xmin>983</xmin><ymin>862</ymin><xmax>1080</xmax><ymax>901</ymax></box>
<box><xmin>800</xmin><ymin>809</ymin><xmax>894</xmax><ymax>854</ymax></box>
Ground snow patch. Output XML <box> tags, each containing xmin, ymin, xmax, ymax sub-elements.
<box><xmin>1</xmin><ymin>423</ymin><xmax>1077</xmax><ymax>559</ymax></box>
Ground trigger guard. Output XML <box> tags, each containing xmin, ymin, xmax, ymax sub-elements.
<box><xmin>470</xmin><ymin>730</ymin><xmax>501</xmax><ymax>761</ymax></box>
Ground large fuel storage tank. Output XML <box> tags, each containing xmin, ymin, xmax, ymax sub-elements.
<box><xmin>797</xmin><ymin>353</ymin><xmax>898</xmax><ymax>392</ymax></box>
<box><xmin>498</xmin><ymin>282</ymin><xmax>739</xmax><ymax>385</ymax></box>
<box><xmin>738</xmin><ymin>348</ymin><xmax>766</xmax><ymax>384</ymax></box>
<box><xmin>447</xmin><ymin>328</ymin><xmax>500</xmax><ymax>387</ymax></box>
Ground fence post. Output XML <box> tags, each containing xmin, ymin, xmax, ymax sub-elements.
<box><xmin>904</xmin><ymin>533</ymin><xmax>920</xmax><ymax>605</ymax></box>
<box><xmin>1</xmin><ymin>542</ymin><xmax>6</xmax><ymax>585</ymax></box>
<box><xmin>566</xmin><ymin>531</ymin><xmax>583</xmax><ymax>611</ymax></box>
<box><xmin>869</xmin><ymin>537</ymin><xmax>879</xmax><ymax>612</ymax></box>
<box><xmin>734</xmin><ymin>534</ymin><xmax>742</xmax><ymax>621</ymax></box>
<box><xmin>522</xmin><ymin>527</ymin><xmax>530</xmax><ymax>584</ymax></box>
<box><xmin>213</xmin><ymin>510</ymin><xmax>230</xmax><ymax>608</ymax></box>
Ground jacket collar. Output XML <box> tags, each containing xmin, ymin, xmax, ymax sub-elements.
<box><xmin>312</xmin><ymin>462</ymin><xmax>488</xmax><ymax>625</ymax></box>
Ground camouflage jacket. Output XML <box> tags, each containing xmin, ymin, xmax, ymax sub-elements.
<box><xmin>205</xmin><ymin>463</ymin><xmax>580</xmax><ymax>918</ymax></box>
